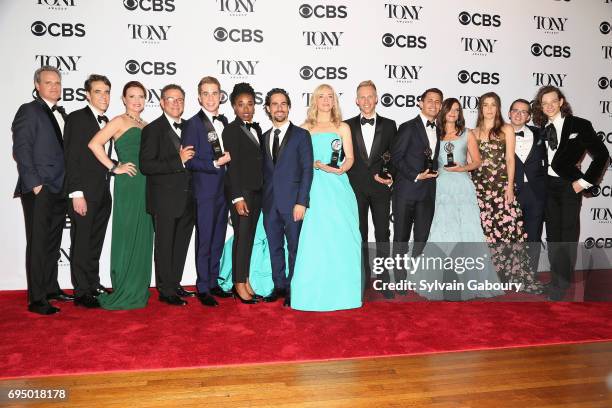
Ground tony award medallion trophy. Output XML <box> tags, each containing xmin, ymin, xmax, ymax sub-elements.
<box><xmin>379</xmin><ymin>151</ymin><xmax>392</xmax><ymax>180</ymax></box>
<box><xmin>424</xmin><ymin>147</ymin><xmax>435</xmax><ymax>173</ymax></box>
<box><xmin>328</xmin><ymin>139</ymin><xmax>342</xmax><ymax>168</ymax></box>
<box><xmin>207</xmin><ymin>131</ymin><xmax>223</xmax><ymax>160</ymax></box>
<box><xmin>444</xmin><ymin>142</ymin><xmax>456</xmax><ymax>168</ymax></box>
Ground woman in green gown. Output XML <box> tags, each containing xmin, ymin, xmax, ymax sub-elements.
<box><xmin>88</xmin><ymin>81</ymin><xmax>154</xmax><ymax>310</ymax></box>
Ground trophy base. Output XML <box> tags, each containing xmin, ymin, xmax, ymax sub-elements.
<box><xmin>444</xmin><ymin>163</ymin><xmax>456</xmax><ymax>168</ymax></box>
<box><xmin>327</xmin><ymin>162</ymin><xmax>340</xmax><ymax>169</ymax></box>
<box><xmin>378</xmin><ymin>174</ymin><xmax>391</xmax><ymax>180</ymax></box>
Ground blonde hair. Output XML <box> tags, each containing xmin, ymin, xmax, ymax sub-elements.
<box><xmin>356</xmin><ymin>80</ymin><xmax>376</xmax><ymax>93</ymax></box>
<box><xmin>305</xmin><ymin>84</ymin><xmax>342</xmax><ymax>128</ymax></box>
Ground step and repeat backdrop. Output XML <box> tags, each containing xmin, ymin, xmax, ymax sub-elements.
<box><xmin>0</xmin><ymin>0</ymin><xmax>610</xmax><ymax>289</ymax></box>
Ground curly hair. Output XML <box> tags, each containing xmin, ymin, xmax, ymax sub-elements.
<box><xmin>531</xmin><ymin>85</ymin><xmax>573</xmax><ymax>127</ymax></box>
<box><xmin>230</xmin><ymin>82</ymin><xmax>256</xmax><ymax>106</ymax></box>
<box><xmin>304</xmin><ymin>84</ymin><xmax>342</xmax><ymax>128</ymax></box>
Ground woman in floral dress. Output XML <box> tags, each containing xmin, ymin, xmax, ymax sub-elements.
<box><xmin>471</xmin><ymin>92</ymin><xmax>543</xmax><ymax>294</ymax></box>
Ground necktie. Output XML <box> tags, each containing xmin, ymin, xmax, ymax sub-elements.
<box><xmin>546</xmin><ymin>124</ymin><xmax>558</xmax><ymax>150</ymax></box>
<box><xmin>212</xmin><ymin>114</ymin><xmax>225</xmax><ymax>123</ymax></box>
<box><xmin>426</xmin><ymin>120</ymin><xmax>435</xmax><ymax>129</ymax></box>
<box><xmin>515</xmin><ymin>131</ymin><xmax>524</xmax><ymax>137</ymax></box>
<box><xmin>360</xmin><ymin>117</ymin><xmax>374</xmax><ymax>126</ymax></box>
<box><xmin>272</xmin><ymin>129</ymin><xmax>280</xmax><ymax>164</ymax></box>
<box><xmin>97</xmin><ymin>115</ymin><xmax>109</xmax><ymax>125</ymax></box>
<box><xmin>173</xmin><ymin>122</ymin><xmax>182</xmax><ymax>131</ymax></box>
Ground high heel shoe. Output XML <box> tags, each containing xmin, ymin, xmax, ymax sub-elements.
<box><xmin>245</xmin><ymin>280</ymin><xmax>263</xmax><ymax>300</ymax></box>
<box><xmin>232</xmin><ymin>286</ymin><xmax>259</xmax><ymax>304</ymax></box>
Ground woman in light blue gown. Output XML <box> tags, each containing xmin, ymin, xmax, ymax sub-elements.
<box><xmin>415</xmin><ymin>98</ymin><xmax>502</xmax><ymax>300</ymax></box>
<box><xmin>290</xmin><ymin>84</ymin><xmax>362</xmax><ymax>311</ymax></box>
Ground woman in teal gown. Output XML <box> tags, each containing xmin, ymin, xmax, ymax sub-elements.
<box><xmin>88</xmin><ymin>81</ymin><xmax>154</xmax><ymax>310</ymax></box>
<box><xmin>290</xmin><ymin>84</ymin><xmax>362</xmax><ymax>311</ymax></box>
<box><xmin>415</xmin><ymin>98</ymin><xmax>502</xmax><ymax>300</ymax></box>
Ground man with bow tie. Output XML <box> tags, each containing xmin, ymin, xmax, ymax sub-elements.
<box><xmin>223</xmin><ymin>82</ymin><xmax>264</xmax><ymax>303</ymax></box>
<box><xmin>531</xmin><ymin>86</ymin><xmax>609</xmax><ymax>301</ymax></box>
<box><xmin>508</xmin><ymin>98</ymin><xmax>548</xmax><ymax>277</ymax></box>
<box><xmin>345</xmin><ymin>81</ymin><xmax>397</xmax><ymax>298</ymax></box>
<box><xmin>182</xmin><ymin>76</ymin><xmax>233</xmax><ymax>307</ymax></box>
<box><xmin>12</xmin><ymin>66</ymin><xmax>72</xmax><ymax>314</ymax></box>
<box><xmin>64</xmin><ymin>74</ymin><xmax>114</xmax><ymax>308</ymax></box>
<box><xmin>140</xmin><ymin>84</ymin><xmax>195</xmax><ymax>306</ymax></box>
<box><xmin>391</xmin><ymin>88</ymin><xmax>442</xmax><ymax>265</ymax></box>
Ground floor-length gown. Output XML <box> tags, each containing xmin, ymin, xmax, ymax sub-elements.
<box><xmin>471</xmin><ymin>134</ymin><xmax>543</xmax><ymax>294</ymax></box>
<box><xmin>415</xmin><ymin>130</ymin><xmax>502</xmax><ymax>300</ymax></box>
<box><xmin>291</xmin><ymin>132</ymin><xmax>362</xmax><ymax>311</ymax></box>
<box><xmin>98</xmin><ymin>127</ymin><xmax>154</xmax><ymax>310</ymax></box>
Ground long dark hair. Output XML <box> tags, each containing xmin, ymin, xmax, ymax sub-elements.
<box><xmin>437</xmin><ymin>98</ymin><xmax>465</xmax><ymax>137</ymax></box>
<box><xmin>531</xmin><ymin>85</ymin><xmax>573</xmax><ymax>127</ymax></box>
<box><xmin>476</xmin><ymin>92</ymin><xmax>505</xmax><ymax>141</ymax></box>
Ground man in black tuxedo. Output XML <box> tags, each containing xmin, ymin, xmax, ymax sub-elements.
<box><xmin>183</xmin><ymin>76</ymin><xmax>232</xmax><ymax>307</ymax></box>
<box><xmin>508</xmin><ymin>99</ymin><xmax>548</xmax><ymax>276</ymax></box>
<box><xmin>12</xmin><ymin>66</ymin><xmax>73</xmax><ymax>315</ymax></box>
<box><xmin>223</xmin><ymin>82</ymin><xmax>263</xmax><ymax>303</ymax></box>
<box><xmin>345</xmin><ymin>80</ymin><xmax>397</xmax><ymax>297</ymax></box>
<box><xmin>140</xmin><ymin>84</ymin><xmax>195</xmax><ymax>306</ymax></box>
<box><xmin>391</xmin><ymin>88</ymin><xmax>442</xmax><ymax>260</ymax></box>
<box><xmin>64</xmin><ymin>74</ymin><xmax>113</xmax><ymax>308</ymax></box>
<box><xmin>532</xmin><ymin>86</ymin><xmax>609</xmax><ymax>300</ymax></box>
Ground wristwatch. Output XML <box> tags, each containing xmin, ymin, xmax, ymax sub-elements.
<box><xmin>108</xmin><ymin>160</ymin><xmax>119</xmax><ymax>176</ymax></box>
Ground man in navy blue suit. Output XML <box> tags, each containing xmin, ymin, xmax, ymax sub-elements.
<box><xmin>261</xmin><ymin>88</ymin><xmax>314</xmax><ymax>306</ymax></box>
<box><xmin>183</xmin><ymin>76</ymin><xmax>232</xmax><ymax>307</ymax></box>
<box><xmin>13</xmin><ymin>66</ymin><xmax>73</xmax><ymax>315</ymax></box>
<box><xmin>508</xmin><ymin>99</ymin><xmax>548</xmax><ymax>275</ymax></box>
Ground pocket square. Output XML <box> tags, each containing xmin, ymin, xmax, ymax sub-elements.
<box><xmin>569</xmin><ymin>132</ymin><xmax>578</xmax><ymax>140</ymax></box>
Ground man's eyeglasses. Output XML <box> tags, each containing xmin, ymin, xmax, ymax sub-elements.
<box><xmin>164</xmin><ymin>96</ymin><xmax>184</xmax><ymax>104</ymax></box>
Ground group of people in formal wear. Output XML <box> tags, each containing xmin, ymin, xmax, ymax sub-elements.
<box><xmin>12</xmin><ymin>66</ymin><xmax>609</xmax><ymax>315</ymax></box>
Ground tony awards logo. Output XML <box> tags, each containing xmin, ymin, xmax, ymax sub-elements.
<box><xmin>207</xmin><ymin>131</ymin><xmax>223</xmax><ymax>159</ymax></box>
<box><xmin>328</xmin><ymin>139</ymin><xmax>342</xmax><ymax>168</ymax></box>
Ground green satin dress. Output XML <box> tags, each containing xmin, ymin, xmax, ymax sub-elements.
<box><xmin>98</xmin><ymin>127</ymin><xmax>154</xmax><ymax>310</ymax></box>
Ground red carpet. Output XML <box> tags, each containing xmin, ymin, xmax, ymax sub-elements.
<box><xmin>1</xmin><ymin>289</ymin><xmax>611</xmax><ymax>379</ymax></box>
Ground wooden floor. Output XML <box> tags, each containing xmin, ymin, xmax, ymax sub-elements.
<box><xmin>1</xmin><ymin>342</ymin><xmax>611</xmax><ymax>407</ymax></box>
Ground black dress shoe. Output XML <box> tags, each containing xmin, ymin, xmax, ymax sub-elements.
<box><xmin>231</xmin><ymin>287</ymin><xmax>259</xmax><ymax>304</ymax></box>
<box><xmin>46</xmin><ymin>290</ymin><xmax>75</xmax><ymax>302</ymax></box>
<box><xmin>74</xmin><ymin>294</ymin><xmax>101</xmax><ymax>308</ymax></box>
<box><xmin>263</xmin><ymin>287</ymin><xmax>286</xmax><ymax>303</ymax></box>
<box><xmin>548</xmin><ymin>288</ymin><xmax>566</xmax><ymax>301</ymax></box>
<box><xmin>92</xmin><ymin>286</ymin><xmax>111</xmax><ymax>296</ymax></box>
<box><xmin>210</xmin><ymin>286</ymin><xmax>233</xmax><ymax>298</ymax></box>
<box><xmin>197</xmin><ymin>293</ymin><xmax>219</xmax><ymax>307</ymax></box>
<box><xmin>159</xmin><ymin>294</ymin><xmax>188</xmax><ymax>306</ymax></box>
<box><xmin>28</xmin><ymin>301</ymin><xmax>60</xmax><ymax>315</ymax></box>
<box><xmin>176</xmin><ymin>286</ymin><xmax>196</xmax><ymax>297</ymax></box>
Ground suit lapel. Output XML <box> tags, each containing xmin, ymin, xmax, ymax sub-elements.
<box><xmin>198</xmin><ymin>110</ymin><xmax>215</xmax><ymax>134</ymax></box>
<box><xmin>524</xmin><ymin>128</ymin><xmax>539</xmax><ymax>164</ymax></box>
<box><xmin>263</xmin><ymin>129</ymin><xmax>272</xmax><ymax>161</ymax></box>
<box><xmin>240</xmin><ymin>123</ymin><xmax>260</xmax><ymax>147</ymax></box>
<box><xmin>557</xmin><ymin>115</ymin><xmax>572</xmax><ymax>153</ymax></box>
<box><xmin>277</xmin><ymin>122</ymin><xmax>293</xmax><ymax>162</ymax></box>
<box><xmin>352</xmin><ymin>117</ymin><xmax>368</xmax><ymax>163</ymax></box>
<box><xmin>369</xmin><ymin>115</ymin><xmax>384</xmax><ymax>165</ymax></box>
<box><xmin>415</xmin><ymin>115</ymin><xmax>430</xmax><ymax>148</ymax></box>
<box><xmin>160</xmin><ymin>115</ymin><xmax>180</xmax><ymax>152</ymax></box>
<box><xmin>38</xmin><ymin>98</ymin><xmax>63</xmax><ymax>148</ymax></box>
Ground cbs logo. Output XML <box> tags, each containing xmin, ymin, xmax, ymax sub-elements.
<box><xmin>531</xmin><ymin>43</ymin><xmax>571</xmax><ymax>58</ymax></box>
<box><xmin>213</xmin><ymin>27</ymin><xmax>263</xmax><ymax>43</ymax></box>
<box><xmin>31</xmin><ymin>21</ymin><xmax>85</xmax><ymax>37</ymax></box>
<box><xmin>299</xmin><ymin>66</ymin><xmax>347</xmax><ymax>80</ymax></box>
<box><xmin>125</xmin><ymin>60</ymin><xmax>176</xmax><ymax>75</ymax></box>
<box><xmin>299</xmin><ymin>4</ymin><xmax>347</xmax><ymax>18</ymax></box>
<box><xmin>381</xmin><ymin>33</ymin><xmax>427</xmax><ymax>49</ymax></box>
<box><xmin>123</xmin><ymin>0</ymin><xmax>175</xmax><ymax>12</ymax></box>
<box><xmin>458</xmin><ymin>11</ymin><xmax>501</xmax><ymax>27</ymax></box>
<box><xmin>457</xmin><ymin>70</ymin><xmax>499</xmax><ymax>85</ymax></box>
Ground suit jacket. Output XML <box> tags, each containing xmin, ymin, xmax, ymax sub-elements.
<box><xmin>262</xmin><ymin>122</ymin><xmax>314</xmax><ymax>214</ymax></box>
<box><xmin>391</xmin><ymin>114</ymin><xmax>440</xmax><ymax>201</ymax></box>
<box><xmin>345</xmin><ymin>114</ymin><xmax>397</xmax><ymax>195</ymax></box>
<box><xmin>223</xmin><ymin>117</ymin><xmax>263</xmax><ymax>201</ymax></box>
<box><xmin>12</xmin><ymin>98</ymin><xmax>65</xmax><ymax>196</ymax></box>
<box><xmin>64</xmin><ymin>106</ymin><xmax>110</xmax><ymax>202</ymax></box>
<box><xmin>514</xmin><ymin>125</ymin><xmax>548</xmax><ymax>202</ymax></box>
<box><xmin>183</xmin><ymin>110</ymin><xmax>229</xmax><ymax>200</ymax></box>
<box><xmin>548</xmin><ymin>115</ymin><xmax>609</xmax><ymax>185</ymax></box>
<box><xmin>140</xmin><ymin>114</ymin><xmax>191</xmax><ymax>217</ymax></box>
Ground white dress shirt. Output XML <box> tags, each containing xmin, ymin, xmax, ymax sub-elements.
<box><xmin>42</xmin><ymin>98</ymin><xmax>65</xmax><ymax>136</ymax></box>
<box><xmin>419</xmin><ymin>113</ymin><xmax>437</xmax><ymax>150</ymax></box>
<box><xmin>202</xmin><ymin>109</ymin><xmax>226</xmax><ymax>151</ymax></box>
<box><xmin>514</xmin><ymin>125</ymin><xmax>533</xmax><ymax>182</ymax></box>
<box><xmin>270</xmin><ymin>121</ymin><xmax>290</xmax><ymax>158</ymax></box>
<box><xmin>360</xmin><ymin>114</ymin><xmax>376</xmax><ymax>158</ymax></box>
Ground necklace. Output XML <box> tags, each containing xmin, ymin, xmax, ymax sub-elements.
<box><xmin>125</xmin><ymin>112</ymin><xmax>144</xmax><ymax>125</ymax></box>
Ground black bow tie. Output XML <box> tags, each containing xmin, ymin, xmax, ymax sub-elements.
<box><xmin>212</xmin><ymin>114</ymin><xmax>225</xmax><ymax>123</ymax></box>
<box><xmin>426</xmin><ymin>120</ymin><xmax>435</xmax><ymax>129</ymax></box>
<box><xmin>545</xmin><ymin>124</ymin><xmax>558</xmax><ymax>150</ymax></box>
<box><xmin>51</xmin><ymin>105</ymin><xmax>66</xmax><ymax>115</ymax></box>
<box><xmin>360</xmin><ymin>117</ymin><xmax>375</xmax><ymax>126</ymax></box>
<box><xmin>173</xmin><ymin>122</ymin><xmax>183</xmax><ymax>131</ymax></box>
<box><xmin>515</xmin><ymin>131</ymin><xmax>524</xmax><ymax>137</ymax></box>
<box><xmin>245</xmin><ymin>122</ymin><xmax>259</xmax><ymax>131</ymax></box>
<box><xmin>97</xmin><ymin>115</ymin><xmax>109</xmax><ymax>124</ymax></box>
